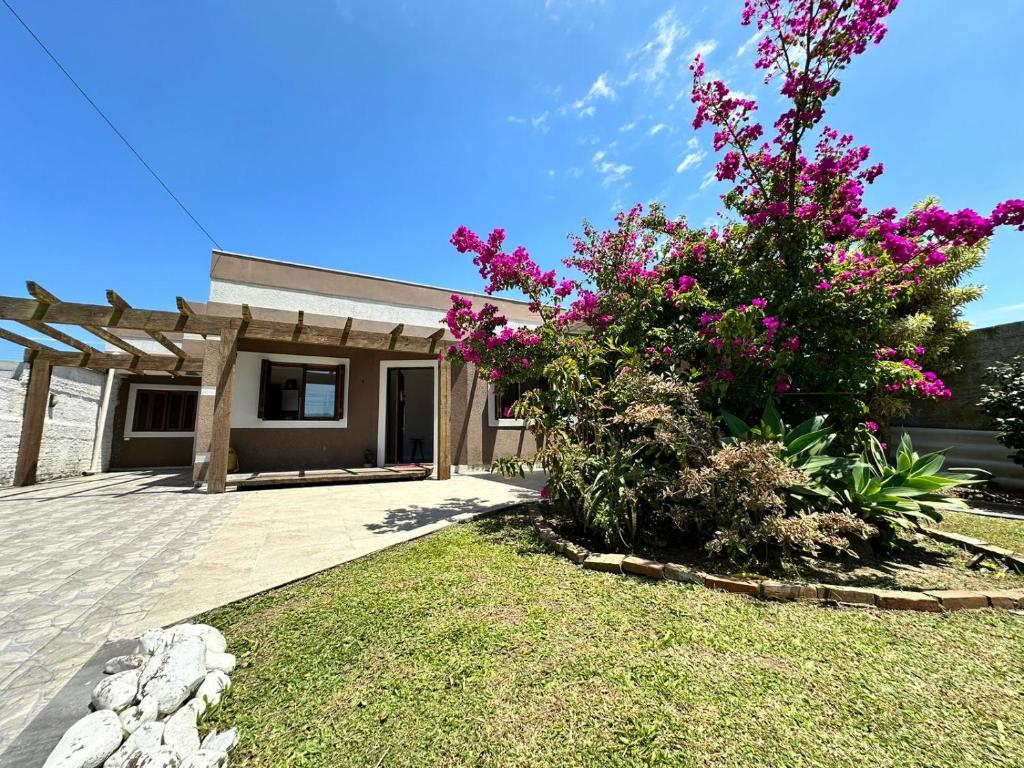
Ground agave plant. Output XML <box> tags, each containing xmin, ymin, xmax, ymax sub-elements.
<box><xmin>839</xmin><ymin>432</ymin><xmax>984</xmax><ymax>538</ymax></box>
<box><xmin>722</xmin><ymin>403</ymin><xmax>986</xmax><ymax>546</ymax></box>
<box><xmin>721</xmin><ymin>402</ymin><xmax>851</xmax><ymax>500</ymax></box>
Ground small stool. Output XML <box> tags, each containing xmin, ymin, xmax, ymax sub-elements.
<box><xmin>410</xmin><ymin>437</ymin><xmax>425</xmax><ymax>462</ymax></box>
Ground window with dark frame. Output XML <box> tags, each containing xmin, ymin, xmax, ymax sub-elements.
<box><xmin>258</xmin><ymin>361</ymin><xmax>346</xmax><ymax>421</ymax></box>
<box><xmin>493</xmin><ymin>381</ymin><xmax>533</xmax><ymax>422</ymax></box>
<box><xmin>131</xmin><ymin>388</ymin><xmax>198</xmax><ymax>433</ymax></box>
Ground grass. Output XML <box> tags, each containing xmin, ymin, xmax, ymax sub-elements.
<box><xmin>199</xmin><ymin>511</ymin><xmax>1024</xmax><ymax>767</ymax></box>
<box><xmin>939</xmin><ymin>509</ymin><xmax>1024</xmax><ymax>553</ymax></box>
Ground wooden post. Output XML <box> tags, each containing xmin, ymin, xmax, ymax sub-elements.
<box><xmin>436</xmin><ymin>358</ymin><xmax>451</xmax><ymax>480</ymax></box>
<box><xmin>14</xmin><ymin>360</ymin><xmax>53</xmax><ymax>486</ymax></box>
<box><xmin>206</xmin><ymin>325</ymin><xmax>239</xmax><ymax>493</ymax></box>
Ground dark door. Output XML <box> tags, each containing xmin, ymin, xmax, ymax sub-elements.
<box><xmin>385</xmin><ymin>369</ymin><xmax>406</xmax><ymax>464</ymax></box>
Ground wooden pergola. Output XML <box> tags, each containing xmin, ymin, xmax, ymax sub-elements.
<box><xmin>0</xmin><ymin>282</ymin><xmax>453</xmax><ymax>491</ymax></box>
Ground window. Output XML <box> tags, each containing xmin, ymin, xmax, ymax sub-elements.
<box><xmin>131</xmin><ymin>388</ymin><xmax>197</xmax><ymax>433</ymax></box>
<box><xmin>258</xmin><ymin>361</ymin><xmax>345</xmax><ymax>421</ymax></box>
<box><xmin>488</xmin><ymin>380</ymin><xmax>540</xmax><ymax>428</ymax></box>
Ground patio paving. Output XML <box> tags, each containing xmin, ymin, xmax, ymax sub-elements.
<box><xmin>0</xmin><ymin>468</ymin><xmax>542</xmax><ymax>761</ymax></box>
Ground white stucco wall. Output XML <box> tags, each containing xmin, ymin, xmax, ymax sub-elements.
<box><xmin>0</xmin><ymin>362</ymin><xmax>120</xmax><ymax>487</ymax></box>
<box><xmin>209</xmin><ymin>279</ymin><xmax>540</xmax><ymax>330</ymax></box>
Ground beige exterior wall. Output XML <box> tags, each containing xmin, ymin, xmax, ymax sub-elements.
<box><xmin>112</xmin><ymin>250</ymin><xmax>540</xmax><ymax>477</ymax></box>
<box><xmin>109</xmin><ymin>340</ymin><xmax>537</xmax><ymax>476</ymax></box>
<box><xmin>109</xmin><ymin>375</ymin><xmax>197</xmax><ymax>469</ymax></box>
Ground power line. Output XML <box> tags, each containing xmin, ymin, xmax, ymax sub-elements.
<box><xmin>2</xmin><ymin>0</ymin><xmax>222</xmax><ymax>249</ymax></box>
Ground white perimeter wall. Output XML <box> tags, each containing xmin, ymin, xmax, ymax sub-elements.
<box><xmin>0</xmin><ymin>362</ymin><xmax>120</xmax><ymax>487</ymax></box>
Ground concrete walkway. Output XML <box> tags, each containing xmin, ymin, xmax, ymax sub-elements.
<box><xmin>0</xmin><ymin>469</ymin><xmax>542</xmax><ymax>759</ymax></box>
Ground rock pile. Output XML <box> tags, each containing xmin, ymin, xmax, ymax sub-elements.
<box><xmin>42</xmin><ymin>623</ymin><xmax>239</xmax><ymax>768</ymax></box>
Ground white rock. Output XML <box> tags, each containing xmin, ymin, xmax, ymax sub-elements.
<box><xmin>43</xmin><ymin>709</ymin><xmax>123</xmax><ymax>768</ymax></box>
<box><xmin>92</xmin><ymin>668</ymin><xmax>141</xmax><ymax>711</ymax></box>
<box><xmin>140</xmin><ymin>637</ymin><xmax>208</xmax><ymax>715</ymax></box>
<box><xmin>103</xmin><ymin>722</ymin><xmax>164</xmax><ymax>768</ymax></box>
<box><xmin>119</xmin><ymin>694</ymin><xmax>159</xmax><ymax>734</ymax></box>
<box><xmin>104</xmin><ymin>655</ymin><xmax>147</xmax><ymax>675</ymax></box>
<box><xmin>204</xmin><ymin>652</ymin><xmax>236</xmax><ymax>675</ymax></box>
<box><xmin>163</xmin><ymin>702</ymin><xmax>201</xmax><ymax>758</ymax></box>
<box><xmin>193</xmin><ymin>671</ymin><xmax>230</xmax><ymax>711</ymax></box>
<box><xmin>180</xmin><ymin>750</ymin><xmax>228</xmax><ymax>768</ymax></box>
<box><xmin>125</xmin><ymin>747</ymin><xmax>181</xmax><ymax>767</ymax></box>
<box><xmin>199</xmin><ymin>728</ymin><xmax>238</xmax><ymax>754</ymax></box>
<box><xmin>169</xmin><ymin>624</ymin><xmax>227</xmax><ymax>655</ymax></box>
<box><xmin>136</xmin><ymin>629</ymin><xmax>169</xmax><ymax>657</ymax></box>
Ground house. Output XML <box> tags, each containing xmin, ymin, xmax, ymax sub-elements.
<box><xmin>0</xmin><ymin>250</ymin><xmax>539</xmax><ymax>491</ymax></box>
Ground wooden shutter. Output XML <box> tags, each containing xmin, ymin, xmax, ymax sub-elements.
<box><xmin>257</xmin><ymin>359</ymin><xmax>270</xmax><ymax>420</ymax></box>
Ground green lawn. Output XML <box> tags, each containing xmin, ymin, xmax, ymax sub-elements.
<box><xmin>201</xmin><ymin>512</ymin><xmax>1024</xmax><ymax>768</ymax></box>
<box><xmin>939</xmin><ymin>509</ymin><xmax>1024</xmax><ymax>553</ymax></box>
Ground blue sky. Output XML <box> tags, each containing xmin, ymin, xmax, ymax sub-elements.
<box><xmin>2</xmin><ymin>0</ymin><xmax>1022</xmax><ymax>361</ymax></box>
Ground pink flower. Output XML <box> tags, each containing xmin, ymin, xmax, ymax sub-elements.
<box><xmin>751</xmin><ymin>297</ymin><xmax>767</xmax><ymax>309</ymax></box>
<box><xmin>865</xmin><ymin>420</ymin><xmax>879</xmax><ymax>433</ymax></box>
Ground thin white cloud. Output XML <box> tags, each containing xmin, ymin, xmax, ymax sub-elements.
<box><xmin>591</xmin><ymin>146</ymin><xmax>632</xmax><ymax>187</ymax></box>
<box><xmin>699</xmin><ymin>169</ymin><xmax>717</xmax><ymax>189</ymax></box>
<box><xmin>648</xmin><ymin>123</ymin><xmax>667</xmax><ymax>136</ymax></box>
<box><xmin>619</xmin><ymin>121</ymin><xmax>637</xmax><ymax>132</ymax></box>
<box><xmin>599</xmin><ymin>161</ymin><xmax>632</xmax><ymax>187</ymax></box>
<box><xmin>626</xmin><ymin>9</ymin><xmax>687</xmax><ymax>87</ymax></box>
<box><xmin>676</xmin><ymin>149</ymin><xmax>706</xmax><ymax>173</ymax></box>
<box><xmin>509</xmin><ymin>112</ymin><xmax>550</xmax><ymax>133</ymax></box>
<box><xmin>588</xmin><ymin>73</ymin><xmax>617</xmax><ymax>101</ymax></box>
<box><xmin>736</xmin><ymin>29</ymin><xmax>762</xmax><ymax>57</ymax></box>
<box><xmin>571</xmin><ymin>72</ymin><xmax>617</xmax><ymax>116</ymax></box>
<box><xmin>689</xmin><ymin>39</ymin><xmax>718</xmax><ymax>60</ymax></box>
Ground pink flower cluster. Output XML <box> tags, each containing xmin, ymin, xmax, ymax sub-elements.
<box><xmin>697</xmin><ymin>300</ymin><xmax>800</xmax><ymax>389</ymax></box>
<box><xmin>451</xmin><ymin>226</ymin><xmax>556</xmax><ymax>296</ymax></box>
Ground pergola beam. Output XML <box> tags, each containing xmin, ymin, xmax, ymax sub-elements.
<box><xmin>0</xmin><ymin>326</ymin><xmax>59</xmax><ymax>356</ymax></box>
<box><xmin>107</xmin><ymin>290</ymin><xmax>187</xmax><ymax>359</ymax></box>
<box><xmin>25</xmin><ymin>350</ymin><xmax>203</xmax><ymax>372</ymax></box>
<box><xmin>0</xmin><ymin>295</ymin><xmax>450</xmax><ymax>354</ymax></box>
<box><xmin>18</xmin><ymin>320</ymin><xmax>99</xmax><ymax>355</ymax></box>
<box><xmin>13</xmin><ymin>359</ymin><xmax>52</xmax><ymax>486</ymax></box>
<box><xmin>427</xmin><ymin>328</ymin><xmax>445</xmax><ymax>355</ymax></box>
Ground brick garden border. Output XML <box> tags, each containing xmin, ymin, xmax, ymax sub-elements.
<box><xmin>529</xmin><ymin>508</ymin><xmax>1024</xmax><ymax>613</ymax></box>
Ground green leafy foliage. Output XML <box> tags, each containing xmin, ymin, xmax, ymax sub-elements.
<box><xmin>836</xmin><ymin>433</ymin><xmax>982</xmax><ymax>544</ymax></box>
<box><xmin>717</xmin><ymin>403</ymin><xmax>984</xmax><ymax>554</ymax></box>
<box><xmin>979</xmin><ymin>354</ymin><xmax>1024</xmax><ymax>466</ymax></box>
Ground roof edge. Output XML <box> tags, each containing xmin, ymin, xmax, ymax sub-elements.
<box><xmin>210</xmin><ymin>249</ymin><xmax>533</xmax><ymax>307</ymax></box>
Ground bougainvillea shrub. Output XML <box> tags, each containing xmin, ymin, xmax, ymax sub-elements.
<box><xmin>444</xmin><ymin>0</ymin><xmax>1024</xmax><ymax>551</ymax></box>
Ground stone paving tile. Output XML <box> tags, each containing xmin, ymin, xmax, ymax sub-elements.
<box><xmin>0</xmin><ymin>470</ymin><xmax>239</xmax><ymax>756</ymax></box>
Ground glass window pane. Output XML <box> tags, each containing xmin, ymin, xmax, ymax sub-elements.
<box><xmin>304</xmin><ymin>368</ymin><xmax>337</xmax><ymax>418</ymax></box>
<box><xmin>267</xmin><ymin>365</ymin><xmax>303</xmax><ymax>420</ymax></box>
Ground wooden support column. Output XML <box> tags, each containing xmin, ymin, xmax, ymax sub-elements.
<box><xmin>14</xmin><ymin>360</ymin><xmax>53</xmax><ymax>487</ymax></box>
<box><xmin>436</xmin><ymin>358</ymin><xmax>452</xmax><ymax>480</ymax></box>
<box><xmin>192</xmin><ymin>323</ymin><xmax>239</xmax><ymax>490</ymax></box>
<box><xmin>207</xmin><ymin>324</ymin><xmax>239</xmax><ymax>493</ymax></box>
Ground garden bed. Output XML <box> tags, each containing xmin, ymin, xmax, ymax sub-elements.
<box><xmin>197</xmin><ymin>511</ymin><xmax>1024</xmax><ymax>767</ymax></box>
<box><xmin>540</xmin><ymin>507</ymin><xmax>1024</xmax><ymax>596</ymax></box>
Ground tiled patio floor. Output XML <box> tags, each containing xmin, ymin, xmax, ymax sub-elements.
<box><xmin>0</xmin><ymin>468</ymin><xmax>542</xmax><ymax>760</ymax></box>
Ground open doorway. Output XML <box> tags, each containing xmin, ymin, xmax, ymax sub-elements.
<box><xmin>381</xmin><ymin>365</ymin><xmax>435</xmax><ymax>465</ymax></box>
